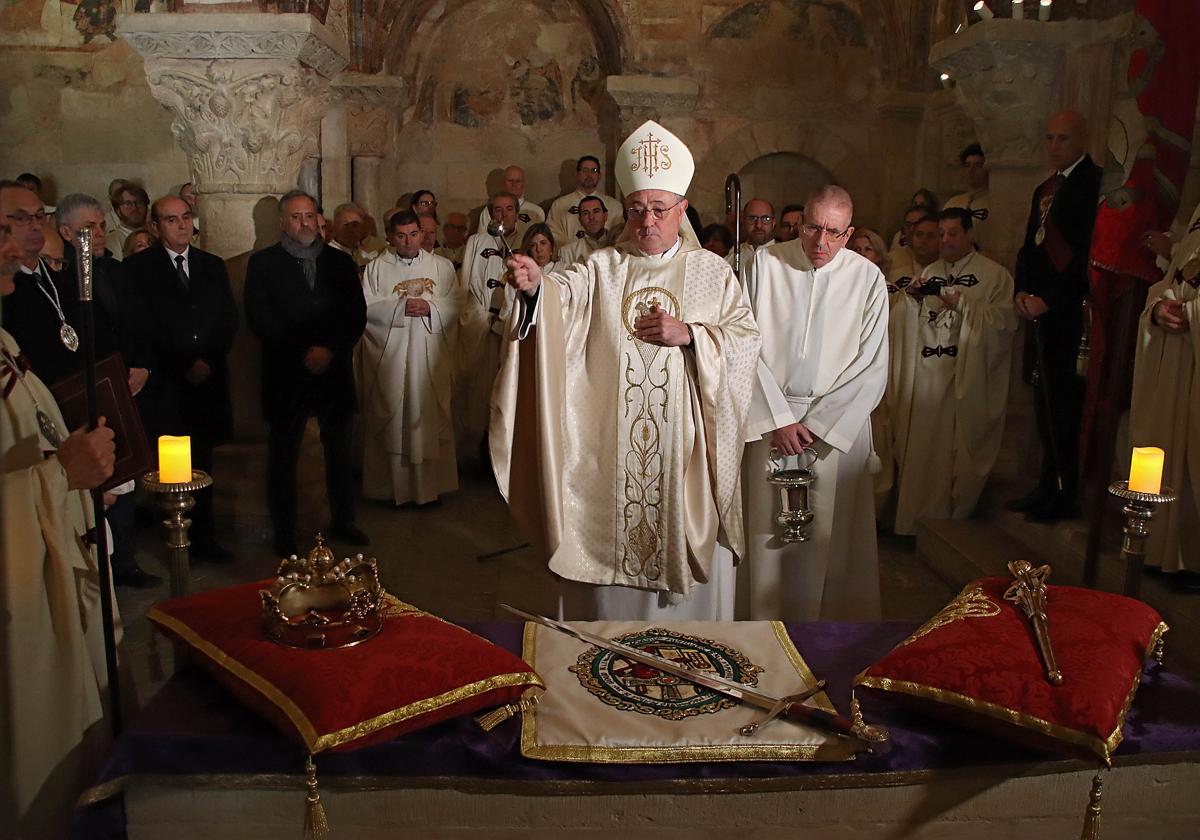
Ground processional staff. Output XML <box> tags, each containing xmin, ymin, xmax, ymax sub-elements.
<box><xmin>75</xmin><ymin>227</ymin><xmax>123</xmax><ymax>735</ymax></box>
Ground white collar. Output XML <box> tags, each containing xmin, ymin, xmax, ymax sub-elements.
<box><xmin>639</xmin><ymin>237</ymin><xmax>683</xmax><ymax>260</ymax></box>
<box><xmin>165</xmin><ymin>244</ymin><xmax>190</xmax><ymax>262</ymax></box>
<box><xmin>1059</xmin><ymin>155</ymin><xmax>1086</xmax><ymax>180</ymax></box>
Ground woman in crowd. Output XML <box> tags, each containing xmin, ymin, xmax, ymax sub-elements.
<box><xmin>521</xmin><ymin>223</ymin><xmax>558</xmax><ymax>273</ymax></box>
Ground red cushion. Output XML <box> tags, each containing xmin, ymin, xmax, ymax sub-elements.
<box><xmin>148</xmin><ymin>581</ymin><xmax>543</xmax><ymax>753</ymax></box>
<box><xmin>855</xmin><ymin>577</ymin><xmax>1166</xmax><ymax>763</ymax></box>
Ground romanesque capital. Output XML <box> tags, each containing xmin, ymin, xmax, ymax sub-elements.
<box><xmin>332</xmin><ymin>72</ymin><xmax>407</xmax><ymax>109</ymax></box>
<box><xmin>121</xmin><ymin>13</ymin><xmax>350</xmax><ymax>194</ymax></box>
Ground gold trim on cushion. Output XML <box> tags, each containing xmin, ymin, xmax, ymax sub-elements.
<box><xmin>855</xmin><ymin>620</ymin><xmax>1170</xmax><ymax>765</ymax></box>
<box><xmin>147</xmin><ymin>604</ymin><xmax>544</xmax><ymax>754</ymax></box>
<box><xmin>520</xmin><ymin>621</ymin><xmax>857</xmax><ymax>764</ymax></box>
<box><xmin>901</xmin><ymin>583</ymin><xmax>1000</xmax><ymax>646</ymax></box>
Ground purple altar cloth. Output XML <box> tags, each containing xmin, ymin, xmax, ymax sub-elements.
<box><xmin>73</xmin><ymin>621</ymin><xmax>1200</xmax><ymax>838</ymax></box>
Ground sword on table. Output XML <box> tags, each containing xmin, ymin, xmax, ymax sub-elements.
<box><xmin>501</xmin><ymin>604</ymin><xmax>888</xmax><ymax>746</ymax></box>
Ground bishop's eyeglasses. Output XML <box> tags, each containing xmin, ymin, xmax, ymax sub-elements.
<box><xmin>625</xmin><ymin>200</ymin><xmax>683</xmax><ymax>221</ymax></box>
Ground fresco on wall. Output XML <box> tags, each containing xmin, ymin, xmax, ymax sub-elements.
<box><xmin>70</xmin><ymin>0</ymin><xmax>118</xmax><ymax>44</ymax></box>
<box><xmin>407</xmin><ymin>2</ymin><xmax>603</xmax><ymax>130</ymax></box>
<box><xmin>711</xmin><ymin>0</ymin><xmax>866</xmax><ymax>48</ymax></box>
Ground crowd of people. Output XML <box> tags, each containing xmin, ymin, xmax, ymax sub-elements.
<box><xmin>5</xmin><ymin>108</ymin><xmax>1200</xmax><ymax>836</ymax></box>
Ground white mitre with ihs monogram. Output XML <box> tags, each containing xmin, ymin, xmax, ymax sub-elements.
<box><xmin>615</xmin><ymin>120</ymin><xmax>695</xmax><ymax>197</ymax></box>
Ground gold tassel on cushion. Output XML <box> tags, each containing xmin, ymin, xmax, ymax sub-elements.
<box><xmin>1080</xmin><ymin>769</ymin><xmax>1105</xmax><ymax>840</ymax></box>
<box><xmin>476</xmin><ymin>690</ymin><xmax>541</xmax><ymax>732</ymax></box>
<box><xmin>303</xmin><ymin>754</ymin><xmax>329</xmax><ymax>838</ymax></box>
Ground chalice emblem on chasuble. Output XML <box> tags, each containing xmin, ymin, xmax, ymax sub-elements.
<box><xmin>569</xmin><ymin>628</ymin><xmax>763</xmax><ymax>721</ymax></box>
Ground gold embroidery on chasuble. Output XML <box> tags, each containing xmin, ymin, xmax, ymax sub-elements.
<box><xmin>619</xmin><ymin>287</ymin><xmax>682</xmax><ymax>582</ymax></box>
<box><xmin>901</xmin><ymin>583</ymin><xmax>1001</xmax><ymax>645</ymax></box>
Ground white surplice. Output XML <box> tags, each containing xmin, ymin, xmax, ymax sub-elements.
<box><xmin>473</xmin><ymin>196</ymin><xmax>545</xmax><ymax>239</ymax></box>
<box><xmin>558</xmin><ymin>230</ymin><xmax>612</xmax><ymax>267</ymax></box>
<box><xmin>358</xmin><ymin>249</ymin><xmax>463</xmax><ymax>504</ymax></box>
<box><xmin>456</xmin><ymin>228</ymin><xmax>522</xmax><ymax>455</ymax></box>
<box><xmin>726</xmin><ymin>240</ymin><xmax>775</xmax><ymax>302</ymax></box>
<box><xmin>888</xmin><ymin>251</ymin><xmax>1016</xmax><ymax>535</ymax></box>
<box><xmin>1130</xmin><ymin>203</ymin><xmax>1200</xmax><ymax>572</ymax></box>
<box><xmin>490</xmin><ymin>232</ymin><xmax>761</xmax><ymax>621</ymax></box>
<box><xmin>740</xmin><ymin>243</ymin><xmax>889</xmax><ymax>621</ymax></box>
<box><xmin>546</xmin><ymin>190</ymin><xmax>624</xmax><ymax>246</ymax></box>
<box><xmin>2</xmin><ymin>329</ymin><xmax>118</xmax><ymax>834</ymax></box>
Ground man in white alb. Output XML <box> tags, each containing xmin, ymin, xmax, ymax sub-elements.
<box><xmin>741</xmin><ymin>185</ymin><xmax>888</xmax><ymax>621</ymax></box>
<box><xmin>546</xmin><ymin>155</ymin><xmax>624</xmax><ymax>245</ymax></box>
<box><xmin>495</xmin><ymin>121</ymin><xmax>761</xmax><ymax>621</ymax></box>
<box><xmin>557</xmin><ymin>194</ymin><xmax>613</xmax><ymax>266</ymax></box>
<box><xmin>727</xmin><ymin>197</ymin><xmax>776</xmax><ymax>299</ymax></box>
<box><xmin>888</xmin><ymin>208</ymin><xmax>1016</xmax><ymax>535</ymax></box>
<box><xmin>886</xmin><ymin>209</ymin><xmax>938</xmax><ymax>302</ymax></box>
<box><xmin>943</xmin><ymin>143</ymin><xmax>992</xmax><ymax>253</ymax></box>
<box><xmin>474</xmin><ymin>165</ymin><xmax>545</xmax><ymax>240</ymax></box>
<box><xmin>357</xmin><ymin>210</ymin><xmax>463</xmax><ymax>504</ymax></box>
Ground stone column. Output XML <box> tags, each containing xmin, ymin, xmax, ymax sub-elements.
<box><xmin>876</xmin><ymin>94</ymin><xmax>927</xmax><ymax>240</ymax></box>
<box><xmin>332</xmin><ymin>72</ymin><xmax>406</xmax><ymax>223</ymax></box>
<box><xmin>320</xmin><ymin>106</ymin><xmax>351</xmax><ymax>212</ymax></box>
<box><xmin>604</xmin><ymin>75</ymin><xmax>700</xmax><ymax>195</ymax></box>
<box><xmin>121</xmin><ymin>13</ymin><xmax>351</xmax><ymax>259</ymax></box>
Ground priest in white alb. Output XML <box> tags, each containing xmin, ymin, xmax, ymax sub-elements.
<box><xmin>556</xmin><ymin>195</ymin><xmax>613</xmax><ymax>266</ymax></box>
<box><xmin>546</xmin><ymin>154</ymin><xmax>624</xmax><ymax>245</ymax></box>
<box><xmin>456</xmin><ymin>191</ymin><xmax>523</xmax><ymax>456</ymax></box>
<box><xmin>474</xmin><ymin>165</ymin><xmax>545</xmax><ymax>240</ymax></box>
<box><xmin>726</xmin><ymin>197</ymin><xmax>776</xmax><ymax>300</ymax></box>
<box><xmin>741</xmin><ymin>185</ymin><xmax>888</xmax><ymax>621</ymax></box>
<box><xmin>493</xmin><ymin>121</ymin><xmax>761</xmax><ymax>621</ymax></box>
<box><xmin>888</xmin><ymin>208</ymin><xmax>1016</xmax><ymax>535</ymax></box>
<box><xmin>1130</xmin><ymin>200</ymin><xmax>1200</xmax><ymax>591</ymax></box>
<box><xmin>357</xmin><ymin>210</ymin><xmax>463</xmax><ymax>504</ymax></box>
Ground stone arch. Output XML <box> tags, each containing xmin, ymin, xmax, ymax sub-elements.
<box><xmin>692</xmin><ymin>120</ymin><xmax>883</xmax><ymax>227</ymax></box>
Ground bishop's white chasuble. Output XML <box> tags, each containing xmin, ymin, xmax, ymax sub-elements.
<box><xmin>740</xmin><ymin>244</ymin><xmax>888</xmax><ymax>621</ymax></box>
<box><xmin>490</xmin><ymin>236</ymin><xmax>760</xmax><ymax>620</ymax></box>
<box><xmin>357</xmin><ymin>249</ymin><xmax>463</xmax><ymax>504</ymax></box>
<box><xmin>888</xmin><ymin>252</ymin><xmax>1016</xmax><ymax>535</ymax></box>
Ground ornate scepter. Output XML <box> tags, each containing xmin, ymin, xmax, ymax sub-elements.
<box><xmin>75</xmin><ymin>228</ymin><xmax>123</xmax><ymax>734</ymax></box>
<box><xmin>1003</xmin><ymin>559</ymin><xmax>1063</xmax><ymax>686</ymax></box>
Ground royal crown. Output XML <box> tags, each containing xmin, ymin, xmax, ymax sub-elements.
<box><xmin>260</xmin><ymin>534</ymin><xmax>386</xmax><ymax>649</ymax></box>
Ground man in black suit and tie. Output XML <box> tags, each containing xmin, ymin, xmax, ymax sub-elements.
<box><xmin>1008</xmin><ymin>110</ymin><xmax>1103</xmax><ymax>522</ymax></box>
<box><xmin>244</xmin><ymin>190</ymin><xmax>368</xmax><ymax>556</ymax></box>
<box><xmin>124</xmin><ymin>194</ymin><xmax>240</xmax><ymax>561</ymax></box>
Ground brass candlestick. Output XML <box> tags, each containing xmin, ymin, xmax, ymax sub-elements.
<box><xmin>142</xmin><ymin>469</ymin><xmax>213</xmax><ymax>598</ymax></box>
<box><xmin>1107</xmin><ymin>481</ymin><xmax>1176</xmax><ymax>598</ymax></box>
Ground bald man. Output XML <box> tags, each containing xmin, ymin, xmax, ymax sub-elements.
<box><xmin>726</xmin><ymin>198</ymin><xmax>776</xmax><ymax>299</ymax></box>
<box><xmin>1007</xmin><ymin>110</ymin><xmax>1102</xmax><ymax>523</ymax></box>
<box><xmin>475</xmin><ymin>165</ymin><xmax>545</xmax><ymax>239</ymax></box>
<box><xmin>740</xmin><ymin>185</ymin><xmax>889</xmax><ymax>621</ymax></box>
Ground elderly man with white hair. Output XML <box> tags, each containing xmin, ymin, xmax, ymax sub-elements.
<box><xmin>496</xmin><ymin>121</ymin><xmax>761</xmax><ymax>621</ymax></box>
<box><xmin>740</xmin><ymin>185</ymin><xmax>889</xmax><ymax>621</ymax></box>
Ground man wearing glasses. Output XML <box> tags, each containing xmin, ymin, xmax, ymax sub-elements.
<box><xmin>546</xmin><ymin>155</ymin><xmax>624</xmax><ymax>246</ymax></box>
<box><xmin>495</xmin><ymin>121</ymin><xmax>761</xmax><ymax>622</ymax></box>
<box><xmin>741</xmin><ymin>185</ymin><xmax>889</xmax><ymax>622</ymax></box>
<box><xmin>726</xmin><ymin>198</ymin><xmax>776</xmax><ymax>298</ymax></box>
<box><xmin>107</xmin><ymin>184</ymin><xmax>149</xmax><ymax>259</ymax></box>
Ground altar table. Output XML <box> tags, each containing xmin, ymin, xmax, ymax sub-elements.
<box><xmin>74</xmin><ymin>621</ymin><xmax>1200</xmax><ymax>839</ymax></box>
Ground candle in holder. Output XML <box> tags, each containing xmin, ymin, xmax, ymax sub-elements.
<box><xmin>159</xmin><ymin>435</ymin><xmax>192</xmax><ymax>484</ymax></box>
<box><xmin>1012</xmin><ymin>0</ymin><xmax>1024</xmax><ymax>21</ymax></box>
<box><xmin>1128</xmin><ymin>447</ymin><xmax>1164</xmax><ymax>495</ymax></box>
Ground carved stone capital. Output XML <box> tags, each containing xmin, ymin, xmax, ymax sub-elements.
<box><xmin>120</xmin><ymin>14</ymin><xmax>348</xmax><ymax>195</ymax></box>
<box><xmin>142</xmin><ymin>59</ymin><xmax>332</xmax><ymax>194</ymax></box>
<box><xmin>120</xmin><ymin>13</ymin><xmax>350</xmax><ymax>80</ymax></box>
<box><xmin>332</xmin><ymin>72</ymin><xmax>407</xmax><ymax>109</ymax></box>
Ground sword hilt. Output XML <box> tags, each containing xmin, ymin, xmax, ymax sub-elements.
<box><xmin>783</xmin><ymin>702</ymin><xmax>857</xmax><ymax>738</ymax></box>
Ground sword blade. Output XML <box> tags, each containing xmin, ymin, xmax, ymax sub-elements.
<box><xmin>501</xmin><ymin>603</ymin><xmax>786</xmax><ymax>713</ymax></box>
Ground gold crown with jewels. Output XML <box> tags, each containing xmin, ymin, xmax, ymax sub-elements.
<box><xmin>259</xmin><ymin>534</ymin><xmax>386</xmax><ymax>649</ymax></box>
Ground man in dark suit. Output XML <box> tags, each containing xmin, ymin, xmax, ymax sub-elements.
<box><xmin>244</xmin><ymin>190</ymin><xmax>368</xmax><ymax>556</ymax></box>
<box><xmin>57</xmin><ymin>192</ymin><xmax>161</xmax><ymax>587</ymax></box>
<box><xmin>1008</xmin><ymin>110</ymin><xmax>1103</xmax><ymax>522</ymax></box>
<box><xmin>125</xmin><ymin>194</ymin><xmax>239</xmax><ymax>561</ymax></box>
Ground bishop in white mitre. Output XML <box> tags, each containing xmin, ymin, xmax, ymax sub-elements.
<box><xmin>546</xmin><ymin>154</ymin><xmax>624</xmax><ymax>246</ymax></box>
<box><xmin>741</xmin><ymin>186</ymin><xmax>888</xmax><ymax>621</ymax></box>
<box><xmin>456</xmin><ymin>192</ymin><xmax>523</xmax><ymax>457</ymax></box>
<box><xmin>888</xmin><ymin>208</ymin><xmax>1016</xmax><ymax>535</ymax></box>
<box><xmin>493</xmin><ymin>121</ymin><xmax>761</xmax><ymax>621</ymax></box>
<box><xmin>358</xmin><ymin>210</ymin><xmax>464</xmax><ymax>504</ymax></box>
<box><xmin>1130</xmin><ymin>201</ymin><xmax>1200</xmax><ymax>587</ymax></box>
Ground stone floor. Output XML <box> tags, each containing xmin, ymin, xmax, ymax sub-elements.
<box><xmin>115</xmin><ymin>417</ymin><xmax>1198</xmax><ymax>707</ymax></box>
